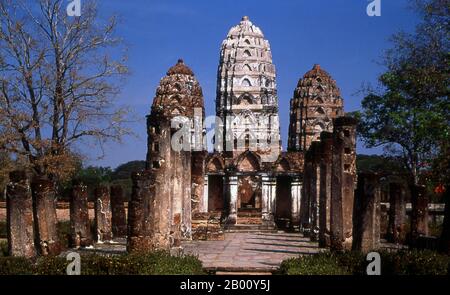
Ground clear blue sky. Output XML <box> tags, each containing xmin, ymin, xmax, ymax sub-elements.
<box><xmin>84</xmin><ymin>0</ymin><xmax>420</xmax><ymax>169</ymax></box>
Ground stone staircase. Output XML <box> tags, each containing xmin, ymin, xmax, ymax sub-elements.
<box><xmin>225</xmin><ymin>209</ymin><xmax>277</xmax><ymax>233</ymax></box>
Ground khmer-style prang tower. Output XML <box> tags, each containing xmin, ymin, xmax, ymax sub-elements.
<box><xmin>288</xmin><ymin>64</ymin><xmax>344</xmax><ymax>152</ymax></box>
<box><xmin>216</xmin><ymin>16</ymin><xmax>281</xmax><ymax>162</ymax></box>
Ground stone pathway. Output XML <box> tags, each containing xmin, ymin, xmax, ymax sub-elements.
<box><xmin>182</xmin><ymin>231</ymin><xmax>320</xmax><ymax>273</ymax></box>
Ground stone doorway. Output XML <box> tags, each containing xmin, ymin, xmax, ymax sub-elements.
<box><xmin>208</xmin><ymin>175</ymin><xmax>224</xmax><ymax>212</ymax></box>
<box><xmin>275</xmin><ymin>176</ymin><xmax>292</xmax><ymax>228</ymax></box>
<box><xmin>237</xmin><ymin>175</ymin><xmax>261</xmax><ymax>211</ymax></box>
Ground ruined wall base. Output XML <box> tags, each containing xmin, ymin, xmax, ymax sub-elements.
<box><xmin>192</xmin><ymin>212</ymin><xmax>225</xmax><ymax>241</ymax></box>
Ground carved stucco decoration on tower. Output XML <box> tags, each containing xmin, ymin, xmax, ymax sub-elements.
<box><xmin>216</xmin><ymin>16</ymin><xmax>281</xmax><ymax>163</ymax></box>
<box><xmin>288</xmin><ymin>64</ymin><xmax>344</xmax><ymax>152</ymax></box>
<box><xmin>151</xmin><ymin>59</ymin><xmax>204</xmax><ymax>119</ymax></box>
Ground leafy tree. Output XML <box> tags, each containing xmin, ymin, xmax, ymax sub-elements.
<box><xmin>75</xmin><ymin>166</ymin><xmax>113</xmax><ymax>187</ymax></box>
<box><xmin>0</xmin><ymin>0</ymin><xmax>130</xmax><ymax>182</ymax></box>
<box><xmin>356</xmin><ymin>154</ymin><xmax>406</xmax><ymax>174</ymax></box>
<box><xmin>111</xmin><ymin>160</ymin><xmax>146</xmax><ymax>181</ymax></box>
<box><xmin>357</xmin><ymin>0</ymin><xmax>449</xmax><ymax>244</ymax></box>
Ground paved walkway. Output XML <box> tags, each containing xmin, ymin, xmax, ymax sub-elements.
<box><xmin>182</xmin><ymin>232</ymin><xmax>320</xmax><ymax>272</ymax></box>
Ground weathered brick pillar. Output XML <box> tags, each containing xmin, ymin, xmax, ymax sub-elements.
<box><xmin>411</xmin><ymin>185</ymin><xmax>429</xmax><ymax>243</ymax></box>
<box><xmin>330</xmin><ymin>116</ymin><xmax>357</xmax><ymax>251</ymax></box>
<box><xmin>290</xmin><ymin>176</ymin><xmax>302</xmax><ymax>229</ymax></box>
<box><xmin>7</xmin><ymin>171</ymin><xmax>36</xmax><ymax>257</ymax></box>
<box><xmin>319</xmin><ymin>131</ymin><xmax>333</xmax><ymax>248</ymax></box>
<box><xmin>180</xmin><ymin>150</ymin><xmax>192</xmax><ymax>240</ymax></box>
<box><xmin>110</xmin><ymin>184</ymin><xmax>127</xmax><ymax>238</ymax></box>
<box><xmin>94</xmin><ymin>185</ymin><xmax>112</xmax><ymax>242</ymax></box>
<box><xmin>226</xmin><ymin>175</ymin><xmax>238</xmax><ymax>225</ymax></box>
<box><xmin>300</xmin><ymin>149</ymin><xmax>312</xmax><ymax>234</ymax></box>
<box><xmin>309</xmin><ymin>141</ymin><xmax>321</xmax><ymax>241</ymax></box>
<box><xmin>353</xmin><ymin>173</ymin><xmax>381</xmax><ymax>252</ymax></box>
<box><xmin>387</xmin><ymin>182</ymin><xmax>406</xmax><ymax>243</ymax></box>
<box><xmin>127</xmin><ymin>171</ymin><xmax>153</xmax><ymax>252</ymax></box>
<box><xmin>191</xmin><ymin>151</ymin><xmax>206</xmax><ymax>214</ymax></box>
<box><xmin>70</xmin><ymin>180</ymin><xmax>92</xmax><ymax>248</ymax></box>
<box><xmin>31</xmin><ymin>176</ymin><xmax>60</xmax><ymax>255</ymax></box>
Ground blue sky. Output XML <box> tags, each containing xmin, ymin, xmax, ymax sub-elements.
<box><xmin>84</xmin><ymin>0</ymin><xmax>420</xmax><ymax>169</ymax></box>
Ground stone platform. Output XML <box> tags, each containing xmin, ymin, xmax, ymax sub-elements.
<box><xmin>62</xmin><ymin>232</ymin><xmax>320</xmax><ymax>274</ymax></box>
<box><xmin>182</xmin><ymin>231</ymin><xmax>320</xmax><ymax>273</ymax></box>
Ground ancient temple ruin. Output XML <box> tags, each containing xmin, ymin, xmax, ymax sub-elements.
<box><xmin>142</xmin><ymin>16</ymin><xmax>359</xmax><ymax>248</ymax></box>
<box><xmin>3</xmin><ymin>16</ymin><xmax>433</xmax><ymax>260</ymax></box>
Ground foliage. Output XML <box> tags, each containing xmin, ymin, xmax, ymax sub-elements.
<box><xmin>0</xmin><ymin>0</ymin><xmax>130</xmax><ymax>182</ymax></box>
<box><xmin>111</xmin><ymin>161</ymin><xmax>146</xmax><ymax>181</ymax></box>
<box><xmin>381</xmin><ymin>249</ymin><xmax>449</xmax><ymax>275</ymax></box>
<box><xmin>57</xmin><ymin>221</ymin><xmax>71</xmax><ymax>250</ymax></box>
<box><xmin>75</xmin><ymin>166</ymin><xmax>113</xmax><ymax>187</ymax></box>
<box><xmin>0</xmin><ymin>257</ymin><xmax>34</xmax><ymax>275</ymax></box>
<box><xmin>0</xmin><ymin>221</ymin><xmax>6</xmax><ymax>239</ymax></box>
<box><xmin>277</xmin><ymin>253</ymin><xmax>350</xmax><ymax>275</ymax></box>
<box><xmin>0</xmin><ymin>251</ymin><xmax>205</xmax><ymax>275</ymax></box>
<box><xmin>356</xmin><ymin>154</ymin><xmax>406</xmax><ymax>174</ymax></box>
<box><xmin>357</xmin><ymin>0</ymin><xmax>449</xmax><ymax>244</ymax></box>
<box><xmin>0</xmin><ymin>239</ymin><xmax>7</xmax><ymax>257</ymax></box>
<box><xmin>357</xmin><ymin>0</ymin><xmax>449</xmax><ymax>188</ymax></box>
<box><xmin>110</xmin><ymin>160</ymin><xmax>146</xmax><ymax>200</ymax></box>
<box><xmin>278</xmin><ymin>250</ymin><xmax>450</xmax><ymax>275</ymax></box>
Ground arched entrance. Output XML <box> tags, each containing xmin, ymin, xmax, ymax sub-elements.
<box><xmin>235</xmin><ymin>151</ymin><xmax>262</xmax><ymax>219</ymax></box>
<box><xmin>275</xmin><ymin>176</ymin><xmax>292</xmax><ymax>228</ymax></box>
<box><xmin>206</xmin><ymin>155</ymin><xmax>225</xmax><ymax>213</ymax></box>
<box><xmin>274</xmin><ymin>157</ymin><xmax>292</xmax><ymax>228</ymax></box>
<box><xmin>238</xmin><ymin>175</ymin><xmax>261</xmax><ymax>210</ymax></box>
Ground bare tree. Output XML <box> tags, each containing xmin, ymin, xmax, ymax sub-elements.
<box><xmin>0</xmin><ymin>0</ymin><xmax>129</xmax><ymax>181</ymax></box>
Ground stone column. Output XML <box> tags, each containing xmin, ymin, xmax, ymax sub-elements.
<box><xmin>110</xmin><ymin>184</ymin><xmax>127</xmax><ymax>238</ymax></box>
<box><xmin>291</xmin><ymin>176</ymin><xmax>302</xmax><ymax>230</ymax></box>
<box><xmin>202</xmin><ymin>175</ymin><xmax>209</xmax><ymax>213</ymax></box>
<box><xmin>353</xmin><ymin>173</ymin><xmax>381</xmax><ymax>252</ymax></box>
<box><xmin>31</xmin><ymin>176</ymin><xmax>60</xmax><ymax>256</ymax></box>
<box><xmin>262</xmin><ymin>175</ymin><xmax>270</xmax><ymax>222</ymax></box>
<box><xmin>310</xmin><ymin>141</ymin><xmax>321</xmax><ymax>241</ymax></box>
<box><xmin>300</xmin><ymin>150</ymin><xmax>312</xmax><ymax>234</ymax></box>
<box><xmin>70</xmin><ymin>180</ymin><xmax>92</xmax><ymax>248</ymax></box>
<box><xmin>262</xmin><ymin>175</ymin><xmax>276</xmax><ymax>227</ymax></box>
<box><xmin>330</xmin><ymin>116</ymin><xmax>358</xmax><ymax>251</ymax></box>
<box><xmin>411</xmin><ymin>185</ymin><xmax>429</xmax><ymax>243</ymax></box>
<box><xmin>94</xmin><ymin>185</ymin><xmax>112</xmax><ymax>242</ymax></box>
<box><xmin>127</xmin><ymin>171</ymin><xmax>153</xmax><ymax>252</ymax></box>
<box><xmin>319</xmin><ymin>131</ymin><xmax>333</xmax><ymax>248</ymax></box>
<box><xmin>181</xmin><ymin>151</ymin><xmax>192</xmax><ymax>240</ymax></box>
<box><xmin>270</xmin><ymin>177</ymin><xmax>277</xmax><ymax>217</ymax></box>
<box><xmin>226</xmin><ymin>175</ymin><xmax>238</xmax><ymax>225</ymax></box>
<box><xmin>191</xmin><ymin>151</ymin><xmax>206</xmax><ymax>214</ymax></box>
<box><xmin>7</xmin><ymin>171</ymin><xmax>36</xmax><ymax>258</ymax></box>
<box><xmin>387</xmin><ymin>183</ymin><xmax>406</xmax><ymax>244</ymax></box>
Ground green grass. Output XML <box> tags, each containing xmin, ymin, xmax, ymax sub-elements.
<box><xmin>0</xmin><ymin>251</ymin><xmax>205</xmax><ymax>275</ymax></box>
<box><xmin>278</xmin><ymin>250</ymin><xmax>450</xmax><ymax>275</ymax></box>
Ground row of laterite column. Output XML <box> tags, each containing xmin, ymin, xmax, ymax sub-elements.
<box><xmin>6</xmin><ymin>171</ymin><xmax>127</xmax><ymax>258</ymax></box>
<box><xmin>300</xmin><ymin>116</ymin><xmax>429</xmax><ymax>252</ymax></box>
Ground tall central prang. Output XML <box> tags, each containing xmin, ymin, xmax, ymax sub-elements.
<box><xmin>216</xmin><ymin>16</ymin><xmax>281</xmax><ymax>163</ymax></box>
